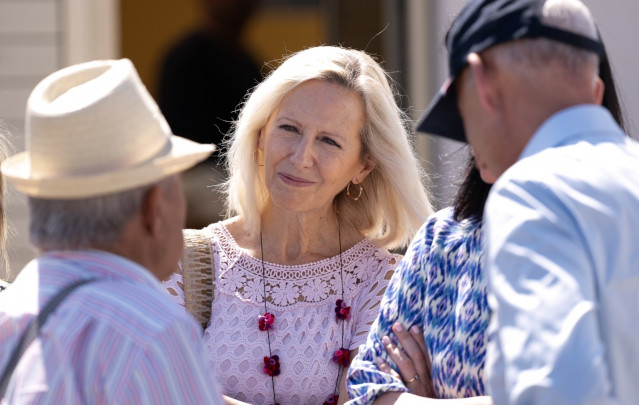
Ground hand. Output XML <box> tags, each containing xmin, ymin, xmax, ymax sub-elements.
<box><xmin>377</xmin><ymin>323</ymin><xmax>436</xmax><ymax>398</ymax></box>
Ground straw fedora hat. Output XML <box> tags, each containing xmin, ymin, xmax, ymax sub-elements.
<box><xmin>1</xmin><ymin>58</ymin><xmax>215</xmax><ymax>198</ymax></box>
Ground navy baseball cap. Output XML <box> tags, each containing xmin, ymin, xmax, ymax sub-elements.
<box><xmin>416</xmin><ymin>0</ymin><xmax>604</xmax><ymax>142</ymax></box>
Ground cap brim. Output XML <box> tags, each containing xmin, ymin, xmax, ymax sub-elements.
<box><xmin>415</xmin><ymin>78</ymin><xmax>466</xmax><ymax>143</ymax></box>
<box><xmin>2</xmin><ymin>135</ymin><xmax>215</xmax><ymax>199</ymax></box>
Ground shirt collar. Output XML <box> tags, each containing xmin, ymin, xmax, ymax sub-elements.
<box><xmin>520</xmin><ymin>104</ymin><xmax>623</xmax><ymax>161</ymax></box>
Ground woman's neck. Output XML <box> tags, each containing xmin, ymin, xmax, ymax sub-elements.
<box><xmin>259</xmin><ymin>204</ymin><xmax>340</xmax><ymax>265</ymax></box>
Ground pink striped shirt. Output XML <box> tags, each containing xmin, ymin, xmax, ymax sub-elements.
<box><xmin>0</xmin><ymin>250</ymin><xmax>224</xmax><ymax>404</ymax></box>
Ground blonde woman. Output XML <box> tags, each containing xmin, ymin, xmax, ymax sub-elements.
<box><xmin>164</xmin><ymin>46</ymin><xmax>432</xmax><ymax>405</ymax></box>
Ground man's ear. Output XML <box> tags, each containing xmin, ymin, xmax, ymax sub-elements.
<box><xmin>595</xmin><ymin>76</ymin><xmax>605</xmax><ymax>105</ymax></box>
<box><xmin>467</xmin><ymin>52</ymin><xmax>499</xmax><ymax>113</ymax></box>
<box><xmin>141</xmin><ymin>185</ymin><xmax>163</xmax><ymax>237</ymax></box>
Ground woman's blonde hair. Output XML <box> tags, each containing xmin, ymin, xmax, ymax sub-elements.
<box><xmin>224</xmin><ymin>46</ymin><xmax>432</xmax><ymax>249</ymax></box>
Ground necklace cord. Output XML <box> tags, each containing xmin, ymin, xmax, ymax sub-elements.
<box><xmin>333</xmin><ymin>223</ymin><xmax>346</xmax><ymax>397</ymax></box>
<box><xmin>260</xmin><ymin>222</ymin><xmax>345</xmax><ymax>404</ymax></box>
<box><xmin>260</xmin><ymin>231</ymin><xmax>277</xmax><ymax>405</ymax></box>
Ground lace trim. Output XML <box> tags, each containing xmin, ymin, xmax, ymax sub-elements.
<box><xmin>211</xmin><ymin>223</ymin><xmax>397</xmax><ymax>308</ymax></box>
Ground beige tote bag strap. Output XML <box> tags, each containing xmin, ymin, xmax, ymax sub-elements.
<box><xmin>181</xmin><ymin>228</ymin><xmax>215</xmax><ymax>331</ymax></box>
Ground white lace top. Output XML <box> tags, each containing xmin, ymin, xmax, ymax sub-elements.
<box><xmin>164</xmin><ymin>222</ymin><xmax>399</xmax><ymax>405</ymax></box>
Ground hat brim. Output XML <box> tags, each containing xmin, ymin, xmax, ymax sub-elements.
<box><xmin>2</xmin><ymin>135</ymin><xmax>215</xmax><ymax>199</ymax></box>
<box><xmin>415</xmin><ymin>78</ymin><xmax>466</xmax><ymax>143</ymax></box>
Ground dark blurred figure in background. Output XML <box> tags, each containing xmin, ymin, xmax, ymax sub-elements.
<box><xmin>158</xmin><ymin>0</ymin><xmax>262</xmax><ymax>228</ymax></box>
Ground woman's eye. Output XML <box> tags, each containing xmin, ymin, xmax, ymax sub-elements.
<box><xmin>322</xmin><ymin>137</ymin><xmax>341</xmax><ymax>148</ymax></box>
<box><xmin>280</xmin><ymin>124</ymin><xmax>298</xmax><ymax>133</ymax></box>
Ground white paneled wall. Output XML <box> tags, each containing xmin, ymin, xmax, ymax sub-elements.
<box><xmin>0</xmin><ymin>0</ymin><xmax>61</xmax><ymax>280</ymax></box>
<box><xmin>0</xmin><ymin>2</ymin><xmax>57</xmax><ymax>33</ymax></box>
<box><xmin>2</xmin><ymin>0</ymin><xmax>119</xmax><ymax>280</ymax></box>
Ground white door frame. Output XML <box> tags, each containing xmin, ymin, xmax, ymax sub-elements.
<box><xmin>60</xmin><ymin>0</ymin><xmax>120</xmax><ymax>65</ymax></box>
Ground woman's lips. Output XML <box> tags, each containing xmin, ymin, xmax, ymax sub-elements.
<box><xmin>279</xmin><ymin>172</ymin><xmax>314</xmax><ymax>186</ymax></box>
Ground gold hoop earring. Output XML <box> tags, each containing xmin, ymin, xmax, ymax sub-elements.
<box><xmin>346</xmin><ymin>182</ymin><xmax>363</xmax><ymax>201</ymax></box>
<box><xmin>253</xmin><ymin>148</ymin><xmax>264</xmax><ymax>167</ymax></box>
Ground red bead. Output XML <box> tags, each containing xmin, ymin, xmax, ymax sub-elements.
<box><xmin>323</xmin><ymin>394</ymin><xmax>339</xmax><ymax>405</ymax></box>
<box><xmin>332</xmin><ymin>347</ymin><xmax>351</xmax><ymax>367</ymax></box>
<box><xmin>263</xmin><ymin>355</ymin><xmax>281</xmax><ymax>376</ymax></box>
<box><xmin>335</xmin><ymin>299</ymin><xmax>351</xmax><ymax>320</ymax></box>
<box><xmin>259</xmin><ymin>312</ymin><xmax>275</xmax><ymax>331</ymax></box>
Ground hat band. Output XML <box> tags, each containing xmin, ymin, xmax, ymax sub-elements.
<box><xmin>531</xmin><ymin>22</ymin><xmax>604</xmax><ymax>56</ymax></box>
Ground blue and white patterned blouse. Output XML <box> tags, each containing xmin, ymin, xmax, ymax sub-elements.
<box><xmin>346</xmin><ymin>207</ymin><xmax>488</xmax><ymax>404</ymax></box>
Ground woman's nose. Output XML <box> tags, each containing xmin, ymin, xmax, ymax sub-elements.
<box><xmin>289</xmin><ymin>136</ymin><xmax>314</xmax><ymax>168</ymax></box>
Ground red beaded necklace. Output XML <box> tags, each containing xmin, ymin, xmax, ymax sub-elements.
<box><xmin>259</xmin><ymin>227</ymin><xmax>351</xmax><ymax>405</ymax></box>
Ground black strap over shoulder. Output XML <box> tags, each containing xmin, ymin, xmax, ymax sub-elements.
<box><xmin>0</xmin><ymin>278</ymin><xmax>97</xmax><ymax>398</ymax></box>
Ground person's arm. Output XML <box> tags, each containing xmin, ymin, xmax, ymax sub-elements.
<box><xmin>484</xmin><ymin>175</ymin><xmax>615</xmax><ymax>404</ymax></box>
<box><xmin>375</xmin><ymin>324</ymin><xmax>492</xmax><ymax>405</ymax></box>
<box><xmin>346</xmin><ymin>222</ymin><xmax>432</xmax><ymax>405</ymax></box>
<box><xmin>378</xmin><ymin>324</ymin><xmax>435</xmax><ymax>398</ymax></box>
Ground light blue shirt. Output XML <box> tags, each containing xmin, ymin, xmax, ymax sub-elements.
<box><xmin>484</xmin><ymin>105</ymin><xmax>639</xmax><ymax>405</ymax></box>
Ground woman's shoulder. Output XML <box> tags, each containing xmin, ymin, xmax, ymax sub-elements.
<box><xmin>347</xmin><ymin>237</ymin><xmax>399</xmax><ymax>261</ymax></box>
<box><xmin>181</xmin><ymin>218</ymin><xmax>248</xmax><ymax>264</ymax></box>
<box><xmin>401</xmin><ymin>206</ymin><xmax>482</xmax><ymax>263</ymax></box>
<box><xmin>343</xmin><ymin>238</ymin><xmax>401</xmax><ymax>285</ymax></box>
<box><xmin>423</xmin><ymin>206</ymin><xmax>481</xmax><ymax>238</ymax></box>
<box><xmin>215</xmin><ymin>216</ymin><xmax>260</xmax><ymax>251</ymax></box>
<box><xmin>416</xmin><ymin>206</ymin><xmax>483</xmax><ymax>261</ymax></box>
<box><xmin>185</xmin><ymin>217</ymin><xmax>243</xmax><ymax>245</ymax></box>
<box><xmin>217</xmin><ymin>216</ymin><xmax>241</xmax><ymax>231</ymax></box>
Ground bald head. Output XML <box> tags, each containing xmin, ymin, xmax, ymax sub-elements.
<box><xmin>494</xmin><ymin>0</ymin><xmax>599</xmax><ymax>84</ymax></box>
<box><xmin>543</xmin><ymin>0</ymin><xmax>597</xmax><ymax>36</ymax></box>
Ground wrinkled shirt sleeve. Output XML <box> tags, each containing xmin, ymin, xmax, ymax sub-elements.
<box><xmin>484</xmin><ymin>174</ymin><xmax>615</xmax><ymax>405</ymax></box>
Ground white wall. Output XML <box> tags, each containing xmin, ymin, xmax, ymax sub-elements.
<box><xmin>62</xmin><ymin>0</ymin><xmax>120</xmax><ymax>66</ymax></box>
<box><xmin>0</xmin><ymin>0</ymin><xmax>61</xmax><ymax>281</ymax></box>
<box><xmin>408</xmin><ymin>0</ymin><xmax>639</xmax><ymax>210</ymax></box>
<box><xmin>2</xmin><ymin>0</ymin><xmax>119</xmax><ymax>281</ymax></box>
<box><xmin>584</xmin><ymin>0</ymin><xmax>639</xmax><ymax>136</ymax></box>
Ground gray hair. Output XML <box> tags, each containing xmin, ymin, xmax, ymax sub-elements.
<box><xmin>29</xmin><ymin>179</ymin><xmax>166</xmax><ymax>250</ymax></box>
<box><xmin>493</xmin><ymin>0</ymin><xmax>599</xmax><ymax>79</ymax></box>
